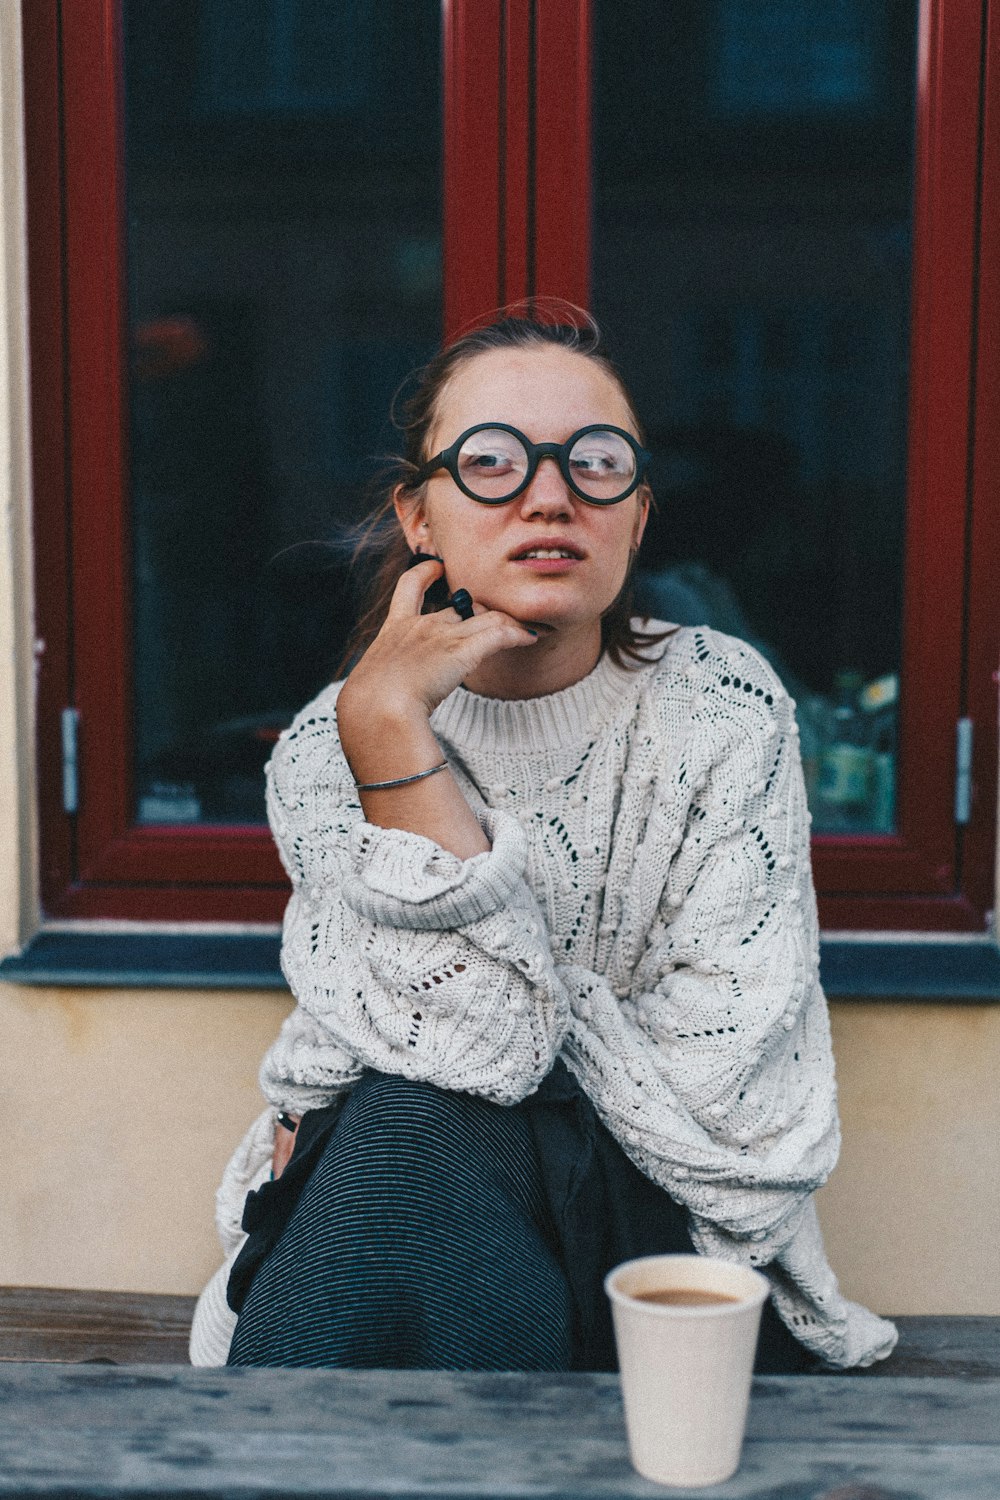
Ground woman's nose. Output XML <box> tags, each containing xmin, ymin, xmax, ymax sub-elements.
<box><xmin>517</xmin><ymin>455</ymin><xmax>575</xmax><ymax>517</ymax></box>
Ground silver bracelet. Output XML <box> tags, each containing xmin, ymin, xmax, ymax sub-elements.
<box><xmin>354</xmin><ymin>759</ymin><xmax>449</xmax><ymax>792</ymax></box>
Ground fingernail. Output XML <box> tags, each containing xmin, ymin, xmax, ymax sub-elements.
<box><xmin>524</xmin><ymin>627</ymin><xmax>539</xmax><ymax>637</ymax></box>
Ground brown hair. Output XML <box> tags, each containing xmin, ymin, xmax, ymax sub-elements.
<box><xmin>341</xmin><ymin>304</ymin><xmax>674</xmax><ymax>672</ymax></box>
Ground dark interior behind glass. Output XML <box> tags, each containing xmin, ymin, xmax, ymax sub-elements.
<box><xmin>123</xmin><ymin>0</ymin><xmax>441</xmax><ymax>824</ymax></box>
<box><xmin>593</xmin><ymin>0</ymin><xmax>917</xmax><ymax>833</ymax></box>
<box><xmin>123</xmin><ymin>0</ymin><xmax>915</xmax><ymax>835</ymax></box>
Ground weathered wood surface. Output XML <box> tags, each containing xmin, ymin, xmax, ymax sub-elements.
<box><xmin>2</xmin><ymin>1288</ymin><xmax>997</xmax><ymax>1378</ymax></box>
<box><xmin>0</xmin><ymin>1366</ymin><xmax>996</xmax><ymax>1499</ymax></box>
<box><xmin>0</xmin><ymin>1288</ymin><xmax>196</xmax><ymax>1364</ymax></box>
<box><xmin>855</xmin><ymin>1315</ymin><xmax>1000</xmax><ymax>1380</ymax></box>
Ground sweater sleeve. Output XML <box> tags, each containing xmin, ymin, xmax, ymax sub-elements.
<box><xmin>557</xmin><ymin>659</ymin><xmax>840</xmax><ymax>1259</ymax></box>
<box><xmin>261</xmin><ymin>693</ymin><xmax>569</xmax><ymax>1106</ymax></box>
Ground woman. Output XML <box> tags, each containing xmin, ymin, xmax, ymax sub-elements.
<box><xmin>190</xmin><ymin>313</ymin><xmax>896</xmax><ymax>1373</ymax></box>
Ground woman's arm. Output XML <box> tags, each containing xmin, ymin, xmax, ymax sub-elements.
<box><xmin>263</xmin><ymin>700</ymin><xmax>568</xmax><ymax>1105</ymax></box>
<box><xmin>260</xmin><ymin>559</ymin><xmax>563</xmax><ymax>1105</ymax></box>
<box><xmin>557</xmin><ymin>681</ymin><xmax>839</xmax><ymax>1257</ymax></box>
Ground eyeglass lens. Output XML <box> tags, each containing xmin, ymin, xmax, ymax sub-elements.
<box><xmin>455</xmin><ymin>427</ymin><xmax>637</xmax><ymax>502</ymax></box>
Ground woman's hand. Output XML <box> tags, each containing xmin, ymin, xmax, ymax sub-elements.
<box><xmin>335</xmin><ymin>561</ymin><xmax>537</xmax><ymax>862</ymax></box>
<box><xmin>272</xmin><ymin>1112</ymin><xmax>300</xmax><ymax>1179</ymax></box>
<box><xmin>338</xmin><ymin>559</ymin><xmax>536</xmax><ymax>735</ymax></box>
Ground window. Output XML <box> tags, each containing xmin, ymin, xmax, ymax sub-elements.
<box><xmin>593</xmin><ymin>0</ymin><xmax>917</xmax><ymax>846</ymax></box>
<box><xmin>24</xmin><ymin>0</ymin><xmax>998</xmax><ymax>929</ymax></box>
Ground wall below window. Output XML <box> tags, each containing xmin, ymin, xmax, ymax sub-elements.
<box><xmin>820</xmin><ymin>1004</ymin><xmax>999</xmax><ymax>1315</ymax></box>
<box><xmin>0</xmin><ymin>982</ymin><xmax>997</xmax><ymax>1317</ymax></box>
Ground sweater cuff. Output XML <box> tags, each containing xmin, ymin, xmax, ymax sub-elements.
<box><xmin>341</xmin><ymin>808</ymin><xmax>529</xmax><ymax>930</ymax></box>
<box><xmin>189</xmin><ymin>1255</ymin><xmax>239</xmax><ymax>1367</ymax></box>
<box><xmin>214</xmin><ymin>1107</ymin><xmax>276</xmax><ymax>1255</ymax></box>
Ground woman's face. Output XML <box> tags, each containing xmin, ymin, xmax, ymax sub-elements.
<box><xmin>395</xmin><ymin>344</ymin><xmax>649</xmax><ymax>641</ymax></box>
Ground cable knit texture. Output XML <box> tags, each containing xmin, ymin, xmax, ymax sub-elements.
<box><xmin>192</xmin><ymin>623</ymin><xmax>897</xmax><ymax>1370</ymax></box>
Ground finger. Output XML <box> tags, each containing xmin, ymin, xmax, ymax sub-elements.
<box><xmin>453</xmin><ymin>611</ymin><xmax>540</xmax><ymax>652</ymax></box>
<box><xmin>387</xmin><ymin>557</ymin><xmax>445</xmax><ymax>617</ymax></box>
<box><xmin>460</xmin><ymin>606</ymin><xmax>537</xmax><ymax>635</ymax></box>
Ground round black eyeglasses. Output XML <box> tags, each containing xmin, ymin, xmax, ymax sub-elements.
<box><xmin>409</xmin><ymin>422</ymin><xmax>651</xmax><ymax>506</ymax></box>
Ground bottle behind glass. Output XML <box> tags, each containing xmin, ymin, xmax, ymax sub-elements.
<box><xmin>817</xmin><ymin>671</ymin><xmax>873</xmax><ymax>832</ymax></box>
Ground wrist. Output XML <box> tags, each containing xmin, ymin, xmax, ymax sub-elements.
<box><xmin>338</xmin><ymin>681</ymin><xmax>428</xmax><ymax>753</ymax></box>
<box><xmin>338</xmin><ymin>688</ymin><xmax>440</xmax><ymax>788</ymax></box>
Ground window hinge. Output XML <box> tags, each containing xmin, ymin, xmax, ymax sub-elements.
<box><xmin>61</xmin><ymin>707</ymin><xmax>80</xmax><ymax>815</ymax></box>
<box><xmin>954</xmin><ymin>716</ymin><xmax>973</xmax><ymax>825</ymax></box>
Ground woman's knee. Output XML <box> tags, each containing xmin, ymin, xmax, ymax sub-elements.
<box><xmin>348</xmin><ymin>1068</ymin><xmax>470</xmax><ymax>1119</ymax></box>
<box><xmin>340</xmin><ymin>1071</ymin><xmax>523</xmax><ymax>1161</ymax></box>
<box><xmin>310</xmin><ymin>1070</ymin><xmax>539</xmax><ymax>1228</ymax></box>
<box><xmin>341</xmin><ymin>1073</ymin><xmax>471</xmax><ymax>1161</ymax></box>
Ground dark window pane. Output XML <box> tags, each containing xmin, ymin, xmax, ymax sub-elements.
<box><xmin>593</xmin><ymin>0</ymin><xmax>916</xmax><ymax>834</ymax></box>
<box><xmin>123</xmin><ymin>0</ymin><xmax>441</xmax><ymax>825</ymax></box>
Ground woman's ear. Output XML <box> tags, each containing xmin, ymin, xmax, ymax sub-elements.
<box><xmin>632</xmin><ymin>488</ymin><xmax>651</xmax><ymax>552</ymax></box>
<box><xmin>392</xmin><ymin>483</ymin><xmax>433</xmax><ymax>556</ymax></box>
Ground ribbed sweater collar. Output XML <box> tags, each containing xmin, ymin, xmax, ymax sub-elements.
<box><xmin>431</xmin><ymin>649</ymin><xmax>650</xmax><ymax>756</ymax></box>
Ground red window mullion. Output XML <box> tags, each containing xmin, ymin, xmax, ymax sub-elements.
<box><xmin>59</xmin><ymin>0</ymin><xmax>133</xmax><ymax>890</ymax></box>
<box><xmin>501</xmin><ymin>0</ymin><xmax>532</xmax><ymax>307</ymax></box>
<box><xmin>533</xmin><ymin>0</ymin><xmax>591</xmax><ymax>309</ymax></box>
<box><xmin>443</xmin><ymin>0</ymin><xmax>505</xmax><ymax>336</ymax></box>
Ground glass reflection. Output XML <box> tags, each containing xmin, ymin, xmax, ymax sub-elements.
<box><xmin>123</xmin><ymin>0</ymin><xmax>441</xmax><ymax>824</ymax></box>
<box><xmin>593</xmin><ymin>0</ymin><xmax>917</xmax><ymax>834</ymax></box>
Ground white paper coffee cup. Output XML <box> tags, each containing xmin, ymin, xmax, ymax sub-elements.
<box><xmin>605</xmin><ymin>1254</ymin><xmax>770</xmax><ymax>1488</ymax></box>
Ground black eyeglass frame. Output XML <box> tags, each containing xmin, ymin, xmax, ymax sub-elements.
<box><xmin>409</xmin><ymin>422</ymin><xmax>652</xmax><ymax>506</ymax></box>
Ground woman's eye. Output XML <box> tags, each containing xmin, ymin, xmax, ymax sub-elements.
<box><xmin>572</xmin><ymin>450</ymin><xmax>617</xmax><ymax>473</ymax></box>
<box><xmin>465</xmin><ymin>452</ymin><xmax>513</xmax><ymax>471</ymax></box>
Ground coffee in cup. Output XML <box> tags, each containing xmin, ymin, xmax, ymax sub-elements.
<box><xmin>605</xmin><ymin>1253</ymin><xmax>770</xmax><ymax>1488</ymax></box>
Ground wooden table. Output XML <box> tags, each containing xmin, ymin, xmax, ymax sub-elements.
<box><xmin>0</xmin><ymin>1364</ymin><xmax>996</xmax><ymax>1499</ymax></box>
<box><xmin>2</xmin><ymin>1290</ymin><xmax>998</xmax><ymax>1377</ymax></box>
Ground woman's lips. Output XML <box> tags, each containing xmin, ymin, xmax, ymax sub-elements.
<box><xmin>510</xmin><ymin>555</ymin><xmax>583</xmax><ymax>573</ymax></box>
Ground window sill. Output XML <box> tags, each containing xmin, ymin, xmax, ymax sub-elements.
<box><xmin>0</xmin><ymin>928</ymin><xmax>286</xmax><ymax>989</ymax></box>
<box><xmin>1</xmin><ymin>928</ymin><xmax>1000</xmax><ymax>999</ymax></box>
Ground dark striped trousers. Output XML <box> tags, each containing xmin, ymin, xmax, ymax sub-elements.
<box><xmin>227</xmin><ymin>1065</ymin><xmax>814</xmax><ymax>1373</ymax></box>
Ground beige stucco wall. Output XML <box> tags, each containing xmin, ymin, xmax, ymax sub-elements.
<box><xmin>0</xmin><ymin>981</ymin><xmax>999</xmax><ymax>1312</ymax></box>
<box><xmin>0</xmin><ymin>984</ymin><xmax>291</xmax><ymax>1293</ymax></box>
<box><xmin>820</xmin><ymin>1003</ymin><xmax>1000</xmax><ymax>1313</ymax></box>
<box><xmin>1</xmin><ymin>2</ymin><xmax>998</xmax><ymax>1315</ymax></box>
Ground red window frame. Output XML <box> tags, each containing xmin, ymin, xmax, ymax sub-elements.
<box><xmin>23</xmin><ymin>0</ymin><xmax>1000</xmax><ymax>929</ymax></box>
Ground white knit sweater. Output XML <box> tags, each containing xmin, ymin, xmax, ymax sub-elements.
<box><xmin>190</xmin><ymin>623</ymin><xmax>897</xmax><ymax>1370</ymax></box>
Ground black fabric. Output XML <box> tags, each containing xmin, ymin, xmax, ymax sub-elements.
<box><xmin>228</xmin><ymin>1071</ymin><xmax>571</xmax><ymax>1370</ymax></box>
<box><xmin>227</xmin><ymin>1098</ymin><xmax>346</xmax><ymax>1315</ymax></box>
<box><xmin>528</xmin><ymin>1060</ymin><xmax>814</xmax><ymax>1373</ymax></box>
<box><xmin>228</xmin><ymin>1061</ymin><xmax>815</xmax><ymax>1372</ymax></box>
<box><xmin>528</xmin><ymin>1060</ymin><xmax>695</xmax><ymax>1370</ymax></box>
